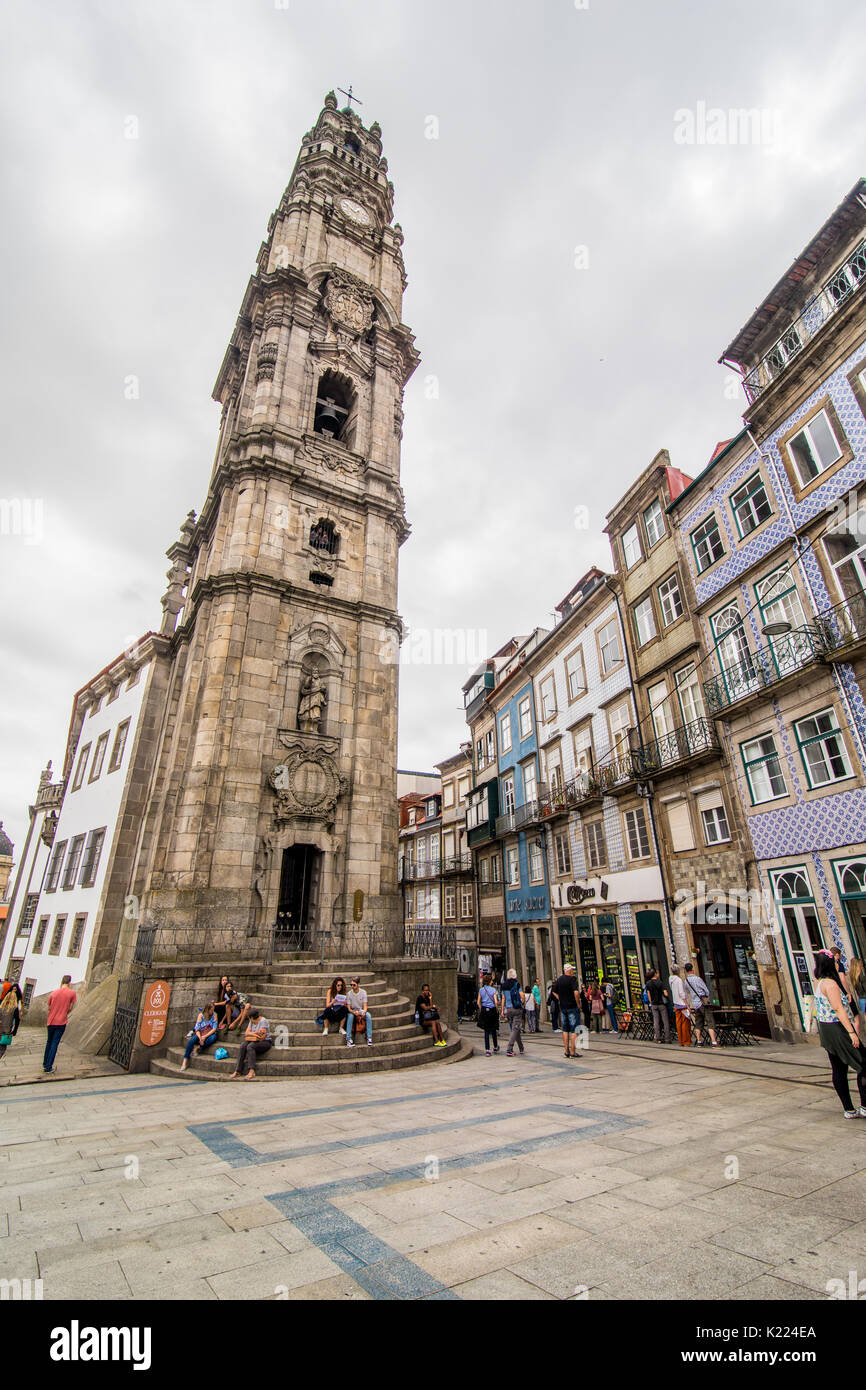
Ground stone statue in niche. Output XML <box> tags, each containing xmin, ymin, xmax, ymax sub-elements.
<box><xmin>298</xmin><ymin>670</ymin><xmax>328</xmax><ymax>733</ymax></box>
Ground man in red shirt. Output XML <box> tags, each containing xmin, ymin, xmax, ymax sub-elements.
<box><xmin>43</xmin><ymin>975</ymin><xmax>77</xmax><ymax>1074</ymax></box>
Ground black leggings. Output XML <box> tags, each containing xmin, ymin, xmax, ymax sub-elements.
<box><xmin>484</xmin><ymin>1025</ymin><xmax>499</xmax><ymax>1051</ymax></box>
<box><xmin>828</xmin><ymin>1052</ymin><xmax>866</xmax><ymax>1111</ymax></box>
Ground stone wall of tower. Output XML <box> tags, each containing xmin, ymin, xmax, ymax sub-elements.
<box><xmin>126</xmin><ymin>95</ymin><xmax>417</xmax><ymax>946</ymax></box>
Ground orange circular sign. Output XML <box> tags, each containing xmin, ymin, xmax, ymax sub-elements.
<box><xmin>140</xmin><ymin>980</ymin><xmax>171</xmax><ymax>1047</ymax></box>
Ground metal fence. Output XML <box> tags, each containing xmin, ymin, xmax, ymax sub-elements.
<box><xmin>402</xmin><ymin>924</ymin><xmax>457</xmax><ymax>960</ymax></box>
<box><xmin>107</xmin><ymin>976</ymin><xmax>144</xmax><ymax>1070</ymax></box>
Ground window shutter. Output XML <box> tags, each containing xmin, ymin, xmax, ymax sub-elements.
<box><xmin>696</xmin><ymin>791</ymin><xmax>724</xmax><ymax>816</ymax></box>
<box><xmin>667</xmin><ymin>802</ymin><xmax>695</xmax><ymax>852</ymax></box>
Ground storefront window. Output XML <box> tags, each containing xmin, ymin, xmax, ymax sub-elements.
<box><xmin>622</xmin><ymin>936</ymin><xmax>642</xmax><ymax>1009</ymax></box>
<box><xmin>598</xmin><ymin>914</ymin><xmax>624</xmax><ymax>1000</ymax></box>
<box><xmin>833</xmin><ymin>858</ymin><xmax>866</xmax><ymax>961</ymax></box>
<box><xmin>772</xmin><ymin>867</ymin><xmax>824</xmax><ymax>1002</ymax></box>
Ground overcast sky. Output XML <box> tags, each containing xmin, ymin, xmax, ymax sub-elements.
<box><xmin>1</xmin><ymin>0</ymin><xmax>864</xmax><ymax>853</ymax></box>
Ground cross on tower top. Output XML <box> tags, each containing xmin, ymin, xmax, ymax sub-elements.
<box><xmin>338</xmin><ymin>85</ymin><xmax>363</xmax><ymax>113</ymax></box>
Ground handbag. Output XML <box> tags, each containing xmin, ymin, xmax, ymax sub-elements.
<box><xmin>421</xmin><ymin>1007</ymin><xmax>439</xmax><ymax>1023</ymax></box>
<box><xmin>0</xmin><ymin>1033</ymin><xmax>12</xmax><ymax>1047</ymax></box>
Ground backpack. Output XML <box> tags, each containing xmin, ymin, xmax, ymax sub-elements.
<box><xmin>507</xmin><ymin>980</ymin><xmax>523</xmax><ymax>1008</ymax></box>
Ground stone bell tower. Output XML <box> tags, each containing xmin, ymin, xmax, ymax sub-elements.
<box><xmin>134</xmin><ymin>92</ymin><xmax>419</xmax><ymax>947</ymax></box>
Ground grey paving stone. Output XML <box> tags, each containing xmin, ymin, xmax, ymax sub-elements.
<box><xmin>205</xmin><ymin>1247</ymin><xmax>339</xmax><ymax>1299</ymax></box>
<box><xmin>453</xmin><ymin>1269</ymin><xmax>555</xmax><ymax>1299</ymax></box>
<box><xmin>42</xmin><ymin>1259</ymin><xmax>133</xmax><ymax>1301</ymax></box>
<box><xmin>412</xmin><ymin>1214</ymin><xmax>579</xmax><ymax>1286</ymax></box>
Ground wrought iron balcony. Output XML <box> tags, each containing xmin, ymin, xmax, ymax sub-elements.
<box><xmin>495</xmin><ymin>794</ymin><xmax>550</xmax><ymax>837</ymax></box>
<box><xmin>703</xmin><ymin>626</ymin><xmax>823</xmax><ymax>714</ymax></box>
<box><xmin>813</xmin><ymin>592</ymin><xmax>866</xmax><ymax>658</ymax></box>
<box><xmin>638</xmin><ymin>717</ymin><xmax>720</xmax><ymax>772</ymax></box>
<box><xmin>403</xmin><ymin>923</ymin><xmax>457</xmax><ymax>960</ymax></box>
<box><xmin>441</xmin><ymin>852</ymin><xmax>473</xmax><ymax>874</ymax></box>
<box><xmin>399</xmin><ymin>859</ymin><xmax>441</xmax><ymax>882</ymax></box>
<box><xmin>741</xmin><ymin>238</ymin><xmax>866</xmax><ymax>403</ymax></box>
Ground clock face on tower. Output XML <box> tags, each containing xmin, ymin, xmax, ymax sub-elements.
<box><xmin>340</xmin><ymin>197</ymin><xmax>371</xmax><ymax>227</ymax></box>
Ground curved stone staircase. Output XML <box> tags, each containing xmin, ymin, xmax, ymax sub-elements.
<box><xmin>150</xmin><ymin>965</ymin><xmax>472</xmax><ymax>1080</ymax></box>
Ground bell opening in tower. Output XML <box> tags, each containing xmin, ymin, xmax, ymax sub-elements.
<box><xmin>277</xmin><ymin>846</ymin><xmax>321</xmax><ymax>952</ymax></box>
<box><xmin>314</xmin><ymin>370</ymin><xmax>356</xmax><ymax>446</ymax></box>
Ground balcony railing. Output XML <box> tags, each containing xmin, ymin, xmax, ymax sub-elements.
<box><xmin>703</xmin><ymin>626</ymin><xmax>824</xmax><ymax>714</ymax></box>
<box><xmin>741</xmin><ymin>238</ymin><xmax>866</xmax><ymax>403</ymax></box>
<box><xmin>402</xmin><ymin>923</ymin><xmax>457</xmax><ymax>961</ymax></box>
<box><xmin>441</xmin><ymin>852</ymin><xmax>473</xmax><ymax>874</ymax></box>
<box><xmin>813</xmin><ymin>592</ymin><xmax>866</xmax><ymax>657</ymax></box>
<box><xmin>399</xmin><ymin>859</ymin><xmax>441</xmax><ymax>882</ymax></box>
<box><xmin>495</xmin><ymin>793</ymin><xmax>550</xmax><ymax>837</ymax></box>
<box><xmin>639</xmin><ymin>717</ymin><xmax>720</xmax><ymax>771</ymax></box>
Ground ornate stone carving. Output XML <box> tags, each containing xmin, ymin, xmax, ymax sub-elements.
<box><xmin>324</xmin><ymin>270</ymin><xmax>374</xmax><ymax>340</ymax></box>
<box><xmin>253</xmin><ymin>832</ymin><xmax>274</xmax><ymax>916</ymax></box>
<box><xmin>298</xmin><ymin>670</ymin><xmax>328</xmax><ymax>732</ymax></box>
<box><xmin>40</xmin><ymin>811</ymin><xmax>58</xmax><ymax>847</ymax></box>
<box><xmin>268</xmin><ymin>745</ymin><xmax>346</xmax><ymax>825</ymax></box>
<box><xmin>256</xmin><ymin>343</ymin><xmax>278</xmax><ymax>382</ymax></box>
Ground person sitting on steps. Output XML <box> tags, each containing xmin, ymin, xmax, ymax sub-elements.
<box><xmin>319</xmin><ymin>978</ymin><xmax>349</xmax><ymax>1036</ymax></box>
<box><xmin>346</xmin><ymin>977</ymin><xmax>373</xmax><ymax>1047</ymax></box>
<box><xmin>230</xmin><ymin>1008</ymin><xmax>273</xmax><ymax>1081</ymax></box>
<box><xmin>416</xmin><ymin>985</ymin><xmax>447</xmax><ymax>1046</ymax></box>
<box><xmin>181</xmin><ymin>1001</ymin><xmax>219</xmax><ymax>1071</ymax></box>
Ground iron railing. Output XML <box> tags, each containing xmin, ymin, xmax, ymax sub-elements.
<box><xmin>742</xmin><ymin>238</ymin><xmax>866</xmax><ymax>402</ymax></box>
<box><xmin>134</xmin><ymin>922</ymin><xmax>270</xmax><ymax>965</ymax></box>
<box><xmin>441</xmin><ymin>852</ymin><xmax>473</xmax><ymax>874</ymax></box>
<box><xmin>639</xmin><ymin>717</ymin><xmax>720</xmax><ymax>771</ymax></box>
<box><xmin>703</xmin><ymin>626</ymin><xmax>824</xmax><ymax>714</ymax></box>
<box><xmin>399</xmin><ymin>860</ymin><xmax>442</xmax><ymax>882</ymax></box>
<box><xmin>316</xmin><ymin>924</ymin><xmax>397</xmax><ymax>966</ymax></box>
<box><xmin>813</xmin><ymin>592</ymin><xmax>866</xmax><ymax>656</ymax></box>
<box><xmin>402</xmin><ymin>923</ymin><xmax>458</xmax><ymax>960</ymax></box>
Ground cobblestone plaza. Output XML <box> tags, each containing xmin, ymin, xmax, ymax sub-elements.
<box><xmin>3</xmin><ymin>1026</ymin><xmax>864</xmax><ymax>1303</ymax></box>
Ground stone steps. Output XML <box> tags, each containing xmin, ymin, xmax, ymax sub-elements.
<box><xmin>150</xmin><ymin>1034</ymin><xmax>471</xmax><ymax>1080</ymax></box>
<box><xmin>216</xmin><ymin>1021</ymin><xmax>422</xmax><ymax>1044</ymax></box>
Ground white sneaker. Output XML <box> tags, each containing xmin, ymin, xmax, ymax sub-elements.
<box><xmin>858</xmin><ymin>1107</ymin><xmax>866</xmax><ymax>1118</ymax></box>
<box><xmin>346</xmin><ymin>1040</ymin><xmax>354</xmax><ymax>1048</ymax></box>
<box><xmin>844</xmin><ymin>1109</ymin><xmax>859</xmax><ymax>1118</ymax></box>
<box><xmin>339</xmin><ymin>1028</ymin><xmax>346</xmax><ymax>1036</ymax></box>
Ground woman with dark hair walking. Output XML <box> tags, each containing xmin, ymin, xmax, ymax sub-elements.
<box><xmin>0</xmin><ymin>982</ymin><xmax>22</xmax><ymax>1058</ymax></box>
<box><xmin>476</xmin><ymin>973</ymin><xmax>501</xmax><ymax>1057</ymax></box>
<box><xmin>813</xmin><ymin>950</ymin><xmax>866</xmax><ymax>1118</ymax></box>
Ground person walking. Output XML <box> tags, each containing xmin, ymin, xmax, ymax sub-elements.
<box><xmin>502</xmin><ymin>969</ymin><xmax>526</xmax><ymax>1057</ymax></box>
<box><xmin>589</xmin><ymin>982</ymin><xmax>605</xmax><ymax>1033</ymax></box>
<box><xmin>645</xmin><ymin>969</ymin><xmax>671</xmax><ymax>1043</ymax></box>
<box><xmin>230</xmin><ymin>1009</ymin><xmax>273</xmax><ymax>1080</ymax></box>
<box><xmin>547</xmin><ymin>980</ymin><xmax>561</xmax><ymax>1033</ymax></box>
<box><xmin>524</xmin><ymin>983</ymin><xmax>538</xmax><ymax>1032</ymax></box>
<box><xmin>812</xmin><ymin>950</ymin><xmax>866</xmax><ymax>1118</ymax></box>
<box><xmin>603</xmin><ymin>978</ymin><xmax>620</xmax><ymax>1034</ymax></box>
<box><xmin>0</xmin><ymin>982</ymin><xmax>22</xmax><ymax>1059</ymax></box>
<box><xmin>43</xmin><ymin>974</ymin><xmax>77</xmax><ymax>1075</ymax></box>
<box><xmin>579</xmin><ymin>981</ymin><xmax>592</xmax><ymax>1033</ymax></box>
<box><xmin>551</xmin><ymin>964</ymin><xmax>582</xmax><ymax>1059</ymax></box>
<box><xmin>476</xmin><ymin>973</ymin><xmax>501</xmax><ymax>1056</ymax></box>
<box><xmin>532</xmin><ymin>979</ymin><xmax>543</xmax><ymax>1030</ymax></box>
<box><xmin>669</xmin><ymin>966</ymin><xmax>692</xmax><ymax>1047</ymax></box>
<box><xmin>848</xmin><ymin>958</ymin><xmax>866</xmax><ymax>1036</ymax></box>
<box><xmin>684</xmin><ymin>963</ymin><xmax>719</xmax><ymax>1047</ymax></box>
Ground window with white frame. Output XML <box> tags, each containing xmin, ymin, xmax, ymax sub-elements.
<box><xmin>480</xmin><ymin>857</ymin><xmax>490</xmax><ymax>886</ymax></box>
<box><xmin>72</xmin><ymin>743</ymin><xmax>91</xmax><ymax>792</ymax></box>
<box><xmin>824</xmin><ymin>507</ymin><xmax>866</xmax><ymax>602</ymax></box>
<box><xmin>698</xmin><ymin>793</ymin><xmax>730</xmax><ymax>845</ymax></box>
<box><xmin>485</xmin><ymin>730</ymin><xmax>495</xmax><ymax>765</ymax></box>
<box><xmin>787</xmin><ymin>410</ymin><xmax>843</xmax><ymax>487</ymax></box>
<box><xmin>608</xmin><ymin>702</ymin><xmax>632</xmax><ymax>756</ymax></box>
<box><xmin>585</xmin><ymin>820</ymin><xmax>606</xmax><ymax>869</ymax></box>
<box><xmin>461</xmin><ymin>883</ymin><xmax>474</xmax><ymax>918</ymax></box>
<box><xmin>622</xmin><ymin>523</ymin><xmax>642</xmax><ymax>569</ymax></box>
<box><xmin>506</xmin><ymin>847</ymin><xmax>520</xmax><ymax>886</ymax></box>
<box><xmin>554</xmin><ymin>830</ymin><xmax>571</xmax><ymax>876</ymax></box>
<box><xmin>658</xmin><ymin>573</ymin><xmax>684</xmax><ymax>627</ymax></box>
<box><xmin>429</xmin><ymin>886</ymin><xmax>440</xmax><ymax>921</ymax></box>
<box><xmin>45</xmin><ymin>839</ymin><xmax>67</xmax><ymax>894</ymax></box>
<box><xmin>691</xmin><ymin>515</ymin><xmax>725</xmax><ymax>573</ymax></box>
<box><xmin>755</xmin><ymin>567</ymin><xmax>805</xmax><ymax>638</ymax></box>
<box><xmin>540</xmin><ymin>675</ymin><xmax>557</xmax><ymax>720</ymax></box>
<box><xmin>444</xmin><ymin>885</ymin><xmax>457</xmax><ymax>920</ymax></box>
<box><xmin>529</xmin><ymin>840</ymin><xmax>545</xmax><ymax>883</ymax></box>
<box><xmin>633</xmin><ymin>596</ymin><xmax>656</xmax><ymax>647</ymax></box>
<box><xmin>523</xmin><ymin>761</ymin><xmax>537</xmax><ymax>804</ymax></box>
<box><xmin>79</xmin><ymin>828</ymin><xmax>106</xmax><ymax>888</ymax></box>
<box><xmin>548</xmin><ymin>756</ymin><xmax>563</xmax><ymax>802</ymax></box>
<box><xmin>643</xmin><ymin>498</ymin><xmax>665</xmax><ymax>548</ymax></box>
<box><xmin>88</xmin><ymin>732</ymin><xmax>109</xmax><ymax>783</ymax></box>
<box><xmin>597</xmin><ymin>619</ymin><xmax>623</xmax><ymax>674</ymax></box>
<box><xmin>675</xmin><ymin>663</ymin><xmax>705</xmax><ymax>724</ymax></box>
<box><xmin>741</xmin><ymin>734</ymin><xmax>788</xmax><ymax>804</ymax></box>
<box><xmin>108</xmin><ymin>719</ymin><xmax>130</xmax><ymax>773</ymax></box>
<box><xmin>565</xmin><ymin>647</ymin><xmax>586</xmax><ymax>700</ymax></box>
<box><xmin>499</xmin><ymin>711</ymin><xmax>512</xmax><ymax>753</ymax></box>
<box><xmin>518</xmin><ymin>697</ymin><xmax>532</xmax><ymax>740</ymax></box>
<box><xmin>573</xmin><ymin>724</ymin><xmax>593</xmax><ymax>775</ymax></box>
<box><xmin>502</xmin><ymin>775</ymin><xmax>515</xmax><ymax>817</ymax></box>
<box><xmin>405</xmin><ymin>894</ymin><xmax>414</xmax><ymax>921</ymax></box>
<box><xmin>491</xmin><ymin>854</ymin><xmax>501</xmax><ymax>884</ymax></box>
<box><xmin>795</xmin><ymin>709</ymin><xmax>852</xmax><ymax>788</ymax></box>
<box><xmin>731</xmin><ymin>473</ymin><xmax>773</xmax><ymax>536</ymax></box>
<box><xmin>444</xmin><ymin>780</ymin><xmax>456</xmax><ymax>807</ymax></box>
<box><xmin>62</xmin><ymin>836</ymin><xmax>86</xmax><ymax>891</ymax></box>
<box><xmin>624</xmin><ymin>806</ymin><xmax>651</xmax><ymax>860</ymax></box>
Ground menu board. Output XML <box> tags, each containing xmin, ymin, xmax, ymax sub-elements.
<box><xmin>601</xmin><ymin>935</ymin><xmax>624</xmax><ymax>998</ymax></box>
<box><xmin>624</xmin><ymin>945</ymin><xmax>642</xmax><ymax>1010</ymax></box>
<box><xmin>579</xmin><ymin>938</ymin><xmax>599</xmax><ymax>984</ymax></box>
